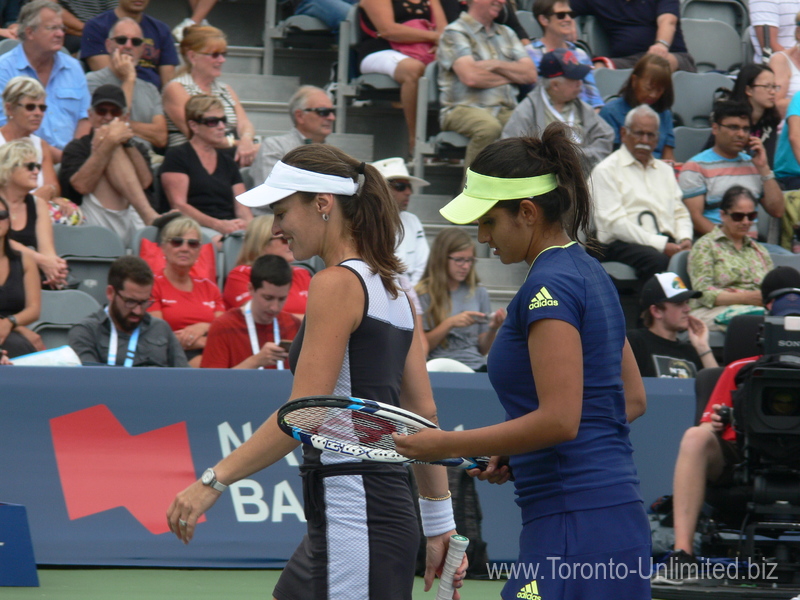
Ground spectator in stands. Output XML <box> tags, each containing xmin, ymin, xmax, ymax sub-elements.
<box><xmin>441</xmin><ymin>0</ymin><xmax>531</xmax><ymax>45</ymax></box>
<box><xmin>222</xmin><ymin>214</ymin><xmax>311</xmax><ymax>316</ymax></box>
<box><xmin>172</xmin><ymin>0</ymin><xmax>217</xmax><ymax>42</ymax></box>
<box><xmin>687</xmin><ymin>186</ymin><xmax>774</xmax><ymax>332</ymax></box>
<box><xmin>653</xmin><ymin>265</ymin><xmax>800</xmax><ymax>584</ymax></box>
<box><xmin>59</xmin><ymin>84</ymin><xmax>159</xmax><ymax>248</ymax></box>
<box><xmin>627</xmin><ymin>272</ymin><xmax>717</xmax><ymax>379</ymax></box>
<box><xmin>0</xmin><ymin>0</ymin><xmax>91</xmax><ymax>161</ymax></box>
<box><xmin>148</xmin><ymin>215</ymin><xmax>224</xmax><ymax>367</ymax></box>
<box><xmin>775</xmin><ymin>72</ymin><xmax>800</xmax><ymax>190</ymax></box>
<box><xmin>527</xmin><ymin>0</ymin><xmax>603</xmax><ymax>109</ymax></box>
<box><xmin>57</xmin><ymin>0</ymin><xmax>115</xmax><ymax>53</ymax></box>
<box><xmin>85</xmin><ymin>17</ymin><xmax>167</xmax><ymax>152</ymax></box>
<box><xmin>203</xmin><ymin>254</ymin><xmax>301</xmax><ymax>369</ymax></box>
<box><xmin>768</xmin><ymin>9</ymin><xmax>800</xmax><ymax>117</ymax></box>
<box><xmin>162</xmin><ymin>25</ymin><xmax>257</xmax><ymax>166</ymax></box>
<box><xmin>591</xmin><ymin>105</ymin><xmax>692</xmax><ymax>282</ymax></box>
<box><xmin>250</xmin><ymin>85</ymin><xmax>334</xmax><ymax>199</ymax></box>
<box><xmin>502</xmin><ymin>48</ymin><xmax>613</xmax><ymax>170</ymax></box>
<box><xmin>599</xmin><ymin>54</ymin><xmax>675</xmax><ymax>161</ymax></box>
<box><xmin>0</xmin><ymin>139</ymin><xmax>68</xmax><ymax>288</ymax></box>
<box><xmin>1</xmin><ymin>76</ymin><xmax>60</xmax><ymax>202</ymax></box>
<box><xmin>571</xmin><ymin>0</ymin><xmax>695</xmax><ymax>73</ymax></box>
<box><xmin>679</xmin><ymin>101</ymin><xmax>785</xmax><ymax>238</ymax></box>
<box><xmin>81</xmin><ymin>0</ymin><xmax>178</xmax><ymax>90</ymax></box>
<box><xmin>0</xmin><ymin>0</ymin><xmax>20</xmax><ymax>40</ymax></box>
<box><xmin>437</xmin><ymin>0</ymin><xmax>537</xmax><ymax>169</ymax></box>
<box><xmin>68</xmin><ymin>255</ymin><xmax>189</xmax><ymax>367</ymax></box>
<box><xmin>371</xmin><ymin>156</ymin><xmax>430</xmax><ymax>286</ymax></box>
<box><xmin>0</xmin><ymin>195</ymin><xmax>43</xmax><ymax>358</ymax></box>
<box><xmin>711</xmin><ymin>64</ymin><xmax>781</xmax><ymax>168</ymax></box>
<box><xmin>358</xmin><ymin>0</ymin><xmax>447</xmax><ymax>153</ymax></box>
<box><xmin>290</xmin><ymin>0</ymin><xmax>356</xmax><ymax>33</ymax></box>
<box><xmin>416</xmin><ymin>227</ymin><xmax>504</xmax><ymax>371</ymax></box>
<box><xmin>160</xmin><ymin>94</ymin><xmax>251</xmax><ymax>236</ymax></box>
<box><xmin>750</xmin><ymin>1</ymin><xmax>800</xmax><ymax>65</ymax></box>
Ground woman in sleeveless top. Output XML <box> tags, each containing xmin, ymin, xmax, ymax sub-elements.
<box><xmin>0</xmin><ymin>140</ymin><xmax>68</xmax><ymax>289</ymax></box>
<box><xmin>162</xmin><ymin>25</ymin><xmax>257</xmax><ymax>166</ymax></box>
<box><xmin>770</xmin><ymin>12</ymin><xmax>800</xmax><ymax>118</ymax></box>
<box><xmin>167</xmin><ymin>144</ymin><xmax>466</xmax><ymax>600</ymax></box>
<box><xmin>0</xmin><ymin>196</ymin><xmax>44</xmax><ymax>358</ymax></box>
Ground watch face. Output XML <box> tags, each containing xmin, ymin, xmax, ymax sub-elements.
<box><xmin>201</xmin><ymin>469</ymin><xmax>214</xmax><ymax>485</ymax></box>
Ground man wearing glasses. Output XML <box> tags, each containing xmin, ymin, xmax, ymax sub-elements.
<box><xmin>679</xmin><ymin>100</ymin><xmax>785</xmax><ymax>241</ymax></box>
<box><xmin>68</xmin><ymin>256</ymin><xmax>188</xmax><ymax>367</ymax></box>
<box><xmin>591</xmin><ymin>104</ymin><xmax>692</xmax><ymax>282</ymax></box>
<box><xmin>250</xmin><ymin>85</ymin><xmax>335</xmax><ymax>214</ymax></box>
<box><xmin>86</xmin><ymin>17</ymin><xmax>167</xmax><ymax>151</ymax></box>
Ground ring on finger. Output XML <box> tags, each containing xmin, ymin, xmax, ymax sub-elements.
<box><xmin>179</xmin><ymin>519</ymin><xmax>188</xmax><ymax>527</ymax></box>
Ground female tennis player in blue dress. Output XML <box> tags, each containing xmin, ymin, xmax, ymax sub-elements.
<box><xmin>395</xmin><ymin>124</ymin><xmax>651</xmax><ymax>600</ymax></box>
<box><xmin>166</xmin><ymin>144</ymin><xmax>465</xmax><ymax>600</ymax></box>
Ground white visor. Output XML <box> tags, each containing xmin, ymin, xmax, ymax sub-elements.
<box><xmin>237</xmin><ymin>161</ymin><xmax>361</xmax><ymax>208</ymax></box>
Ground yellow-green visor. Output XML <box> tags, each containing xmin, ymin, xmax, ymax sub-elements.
<box><xmin>439</xmin><ymin>170</ymin><xmax>558</xmax><ymax>224</ymax></box>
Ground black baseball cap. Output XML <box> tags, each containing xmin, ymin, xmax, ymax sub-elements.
<box><xmin>640</xmin><ymin>272</ymin><xmax>702</xmax><ymax>310</ymax></box>
<box><xmin>761</xmin><ymin>266</ymin><xmax>800</xmax><ymax>316</ymax></box>
<box><xmin>91</xmin><ymin>84</ymin><xmax>126</xmax><ymax>110</ymax></box>
<box><xmin>539</xmin><ymin>48</ymin><xmax>591</xmax><ymax>80</ymax></box>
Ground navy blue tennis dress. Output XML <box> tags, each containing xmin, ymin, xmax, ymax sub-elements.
<box><xmin>277</xmin><ymin>260</ymin><xmax>419</xmax><ymax>600</ymax></box>
<box><xmin>487</xmin><ymin>243</ymin><xmax>651</xmax><ymax>600</ymax></box>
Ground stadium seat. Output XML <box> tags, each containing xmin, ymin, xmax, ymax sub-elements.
<box><xmin>673</xmin><ymin>126</ymin><xmax>711</xmax><ymax>163</ymax></box>
<box><xmin>221</xmin><ymin>231</ymin><xmax>245</xmax><ymax>286</ymax></box>
<box><xmin>31</xmin><ymin>289</ymin><xmax>101</xmax><ymax>350</ymax></box>
<box><xmin>516</xmin><ymin>10</ymin><xmax>543</xmax><ymax>40</ymax></box>
<box><xmin>262</xmin><ymin>0</ymin><xmax>335</xmax><ymax>76</ymax></box>
<box><xmin>594</xmin><ymin>68</ymin><xmax>632</xmax><ymax>101</ymax></box>
<box><xmin>680</xmin><ymin>18</ymin><xmax>744</xmax><ymax>73</ymax></box>
<box><xmin>667</xmin><ymin>250</ymin><xmax>691</xmax><ymax>288</ymax></box>
<box><xmin>671</xmin><ymin>70</ymin><xmax>732</xmax><ymax>127</ymax></box>
<box><xmin>53</xmin><ymin>225</ymin><xmax>126</xmax><ymax>307</ymax></box>
<box><xmin>681</xmin><ymin>0</ymin><xmax>748</xmax><ymax>36</ymax></box>
<box><xmin>578</xmin><ymin>15</ymin><xmax>611</xmax><ymax>58</ymax></box>
<box><xmin>770</xmin><ymin>253</ymin><xmax>800</xmax><ymax>271</ymax></box>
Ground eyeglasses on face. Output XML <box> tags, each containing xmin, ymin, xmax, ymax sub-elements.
<box><xmin>448</xmin><ymin>256</ymin><xmax>475</xmax><ymax>266</ymax></box>
<box><xmin>0</xmin><ymin>210</ymin><xmax>8</xmax><ymax>220</ymax></box>
<box><xmin>303</xmin><ymin>107</ymin><xmax>335</xmax><ymax>117</ymax></box>
<box><xmin>751</xmin><ymin>84</ymin><xmax>781</xmax><ymax>92</ymax></box>
<box><xmin>198</xmin><ymin>51</ymin><xmax>227</xmax><ymax>59</ymax></box>
<box><xmin>196</xmin><ymin>115</ymin><xmax>227</xmax><ymax>127</ymax></box>
<box><xmin>115</xmin><ymin>291</ymin><xmax>154</xmax><ymax>310</ymax></box>
<box><xmin>725</xmin><ymin>210</ymin><xmax>758</xmax><ymax>222</ymax></box>
<box><xmin>390</xmin><ymin>180</ymin><xmax>412</xmax><ymax>192</ymax></box>
<box><xmin>111</xmin><ymin>35</ymin><xmax>144</xmax><ymax>46</ymax></box>
<box><xmin>168</xmin><ymin>237</ymin><xmax>202</xmax><ymax>249</ymax></box>
<box><xmin>17</xmin><ymin>102</ymin><xmax>47</xmax><ymax>112</ymax></box>
<box><xmin>94</xmin><ymin>105</ymin><xmax>124</xmax><ymax>117</ymax></box>
<box><xmin>548</xmin><ymin>10</ymin><xmax>575</xmax><ymax>19</ymax></box>
<box><xmin>20</xmin><ymin>162</ymin><xmax>41</xmax><ymax>172</ymax></box>
<box><xmin>718</xmin><ymin>123</ymin><xmax>751</xmax><ymax>134</ymax></box>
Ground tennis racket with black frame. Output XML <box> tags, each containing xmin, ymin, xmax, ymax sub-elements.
<box><xmin>277</xmin><ymin>395</ymin><xmax>489</xmax><ymax>470</ymax></box>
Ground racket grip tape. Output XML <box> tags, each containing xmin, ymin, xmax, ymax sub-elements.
<box><xmin>435</xmin><ymin>534</ymin><xmax>469</xmax><ymax>600</ymax></box>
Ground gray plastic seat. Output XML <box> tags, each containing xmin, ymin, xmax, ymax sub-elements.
<box><xmin>221</xmin><ymin>231</ymin><xmax>245</xmax><ymax>286</ymax></box>
<box><xmin>770</xmin><ymin>253</ymin><xmax>800</xmax><ymax>271</ymax></box>
<box><xmin>594</xmin><ymin>68</ymin><xmax>632</xmax><ymax>101</ymax></box>
<box><xmin>681</xmin><ymin>0</ymin><xmax>749</xmax><ymax>35</ymax></box>
<box><xmin>673</xmin><ymin>126</ymin><xmax>712</xmax><ymax>163</ymax></box>
<box><xmin>680</xmin><ymin>18</ymin><xmax>744</xmax><ymax>73</ymax></box>
<box><xmin>671</xmin><ymin>70</ymin><xmax>733</xmax><ymax>127</ymax></box>
<box><xmin>516</xmin><ymin>10</ymin><xmax>543</xmax><ymax>39</ymax></box>
<box><xmin>667</xmin><ymin>250</ymin><xmax>691</xmax><ymax>287</ymax></box>
<box><xmin>31</xmin><ymin>289</ymin><xmax>101</xmax><ymax>350</ymax></box>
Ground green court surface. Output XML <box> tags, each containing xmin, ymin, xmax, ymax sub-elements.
<box><xmin>2</xmin><ymin>569</ymin><xmax>505</xmax><ymax>600</ymax></box>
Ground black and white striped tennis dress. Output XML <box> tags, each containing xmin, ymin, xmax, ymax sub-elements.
<box><xmin>275</xmin><ymin>260</ymin><xmax>418</xmax><ymax>600</ymax></box>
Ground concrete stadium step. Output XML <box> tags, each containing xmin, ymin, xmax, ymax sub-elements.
<box><xmin>242</xmin><ymin>101</ymin><xmax>292</xmax><ymax>131</ymax></box>
<box><xmin>474</xmin><ymin>258</ymin><xmax>529</xmax><ymax>289</ymax></box>
<box><xmin>254</xmin><ymin>131</ymin><xmax>376</xmax><ymax>162</ymax></box>
<box><xmin>223</xmin><ymin>73</ymin><xmax>299</xmax><ymax>103</ymax></box>
<box><xmin>408</xmin><ymin>194</ymin><xmax>455</xmax><ymax>224</ymax></box>
<box><xmin>224</xmin><ymin>46</ymin><xmax>267</xmax><ymax>75</ymax></box>
<box><xmin>487</xmin><ymin>288</ymin><xmax>516</xmax><ymax>313</ymax></box>
<box><xmin>422</xmin><ymin>223</ymin><xmax>490</xmax><ymax>258</ymax></box>
<box><xmin>150</xmin><ymin>0</ymin><xmax>266</xmax><ymax>48</ymax></box>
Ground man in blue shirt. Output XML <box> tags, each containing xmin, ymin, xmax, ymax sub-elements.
<box><xmin>81</xmin><ymin>0</ymin><xmax>178</xmax><ymax>90</ymax></box>
<box><xmin>0</xmin><ymin>0</ymin><xmax>91</xmax><ymax>158</ymax></box>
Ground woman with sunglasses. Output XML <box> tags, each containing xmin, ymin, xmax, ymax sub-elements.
<box><xmin>0</xmin><ymin>196</ymin><xmax>44</xmax><ymax>359</ymax></box>
<box><xmin>160</xmin><ymin>94</ymin><xmax>252</xmax><ymax>236</ymax></box>
<box><xmin>416</xmin><ymin>227</ymin><xmax>504</xmax><ymax>372</ymax></box>
<box><xmin>148</xmin><ymin>215</ymin><xmax>224</xmax><ymax>367</ymax></box>
<box><xmin>222</xmin><ymin>214</ymin><xmax>311</xmax><ymax>316</ymax></box>
<box><xmin>162</xmin><ymin>25</ymin><xmax>257</xmax><ymax>166</ymax></box>
<box><xmin>0</xmin><ymin>139</ymin><xmax>68</xmax><ymax>289</ymax></box>
<box><xmin>688</xmin><ymin>185</ymin><xmax>774</xmax><ymax>332</ymax></box>
<box><xmin>769</xmin><ymin>11</ymin><xmax>800</xmax><ymax>118</ymax></box>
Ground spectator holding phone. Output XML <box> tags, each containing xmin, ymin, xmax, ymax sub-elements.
<box><xmin>416</xmin><ymin>227</ymin><xmax>505</xmax><ymax>372</ymax></box>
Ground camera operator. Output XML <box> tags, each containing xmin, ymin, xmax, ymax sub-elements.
<box><xmin>653</xmin><ymin>266</ymin><xmax>800</xmax><ymax>585</ymax></box>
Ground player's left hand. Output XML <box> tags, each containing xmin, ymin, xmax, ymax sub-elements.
<box><xmin>393</xmin><ymin>428</ymin><xmax>450</xmax><ymax>462</ymax></box>
<box><xmin>424</xmin><ymin>530</ymin><xmax>468</xmax><ymax>597</ymax></box>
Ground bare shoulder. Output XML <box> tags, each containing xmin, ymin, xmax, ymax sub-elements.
<box><xmin>308</xmin><ymin>265</ymin><xmax>363</xmax><ymax>298</ymax></box>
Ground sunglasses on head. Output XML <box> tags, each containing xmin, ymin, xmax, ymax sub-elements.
<box><xmin>199</xmin><ymin>51</ymin><xmax>227</xmax><ymax>59</ymax></box>
<box><xmin>168</xmin><ymin>237</ymin><xmax>202</xmax><ymax>249</ymax></box>
<box><xmin>390</xmin><ymin>180</ymin><xmax>412</xmax><ymax>192</ymax></box>
<box><xmin>548</xmin><ymin>10</ymin><xmax>575</xmax><ymax>19</ymax></box>
<box><xmin>111</xmin><ymin>35</ymin><xmax>144</xmax><ymax>46</ymax></box>
<box><xmin>303</xmin><ymin>107</ymin><xmax>335</xmax><ymax>117</ymax></box>
<box><xmin>21</xmin><ymin>162</ymin><xmax>41</xmax><ymax>172</ymax></box>
<box><xmin>726</xmin><ymin>210</ymin><xmax>758</xmax><ymax>222</ymax></box>
<box><xmin>94</xmin><ymin>105</ymin><xmax>124</xmax><ymax>117</ymax></box>
<box><xmin>0</xmin><ymin>210</ymin><xmax>8</xmax><ymax>220</ymax></box>
<box><xmin>17</xmin><ymin>102</ymin><xmax>47</xmax><ymax>112</ymax></box>
<box><xmin>196</xmin><ymin>115</ymin><xmax>227</xmax><ymax>127</ymax></box>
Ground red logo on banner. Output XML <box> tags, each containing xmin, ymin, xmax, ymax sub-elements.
<box><xmin>50</xmin><ymin>405</ymin><xmax>204</xmax><ymax>534</ymax></box>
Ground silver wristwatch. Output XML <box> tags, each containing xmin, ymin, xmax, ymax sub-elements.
<box><xmin>201</xmin><ymin>468</ymin><xmax>228</xmax><ymax>493</ymax></box>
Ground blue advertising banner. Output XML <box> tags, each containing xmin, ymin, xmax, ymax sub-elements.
<box><xmin>1</xmin><ymin>367</ymin><xmax>694</xmax><ymax>567</ymax></box>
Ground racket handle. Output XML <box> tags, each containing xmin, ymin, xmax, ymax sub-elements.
<box><xmin>435</xmin><ymin>534</ymin><xmax>469</xmax><ymax>600</ymax></box>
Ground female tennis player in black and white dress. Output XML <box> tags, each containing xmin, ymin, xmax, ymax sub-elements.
<box><xmin>166</xmin><ymin>144</ymin><xmax>465</xmax><ymax>600</ymax></box>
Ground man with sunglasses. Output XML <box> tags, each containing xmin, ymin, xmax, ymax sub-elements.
<box><xmin>250</xmin><ymin>86</ymin><xmax>335</xmax><ymax>210</ymax></box>
<box><xmin>59</xmin><ymin>84</ymin><xmax>160</xmax><ymax>248</ymax></box>
<box><xmin>81</xmin><ymin>0</ymin><xmax>179</xmax><ymax>90</ymax></box>
<box><xmin>86</xmin><ymin>17</ymin><xmax>167</xmax><ymax>151</ymax></box>
<box><xmin>68</xmin><ymin>256</ymin><xmax>188</xmax><ymax>367</ymax></box>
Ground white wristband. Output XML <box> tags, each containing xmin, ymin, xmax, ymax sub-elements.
<box><xmin>418</xmin><ymin>497</ymin><xmax>456</xmax><ymax>537</ymax></box>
